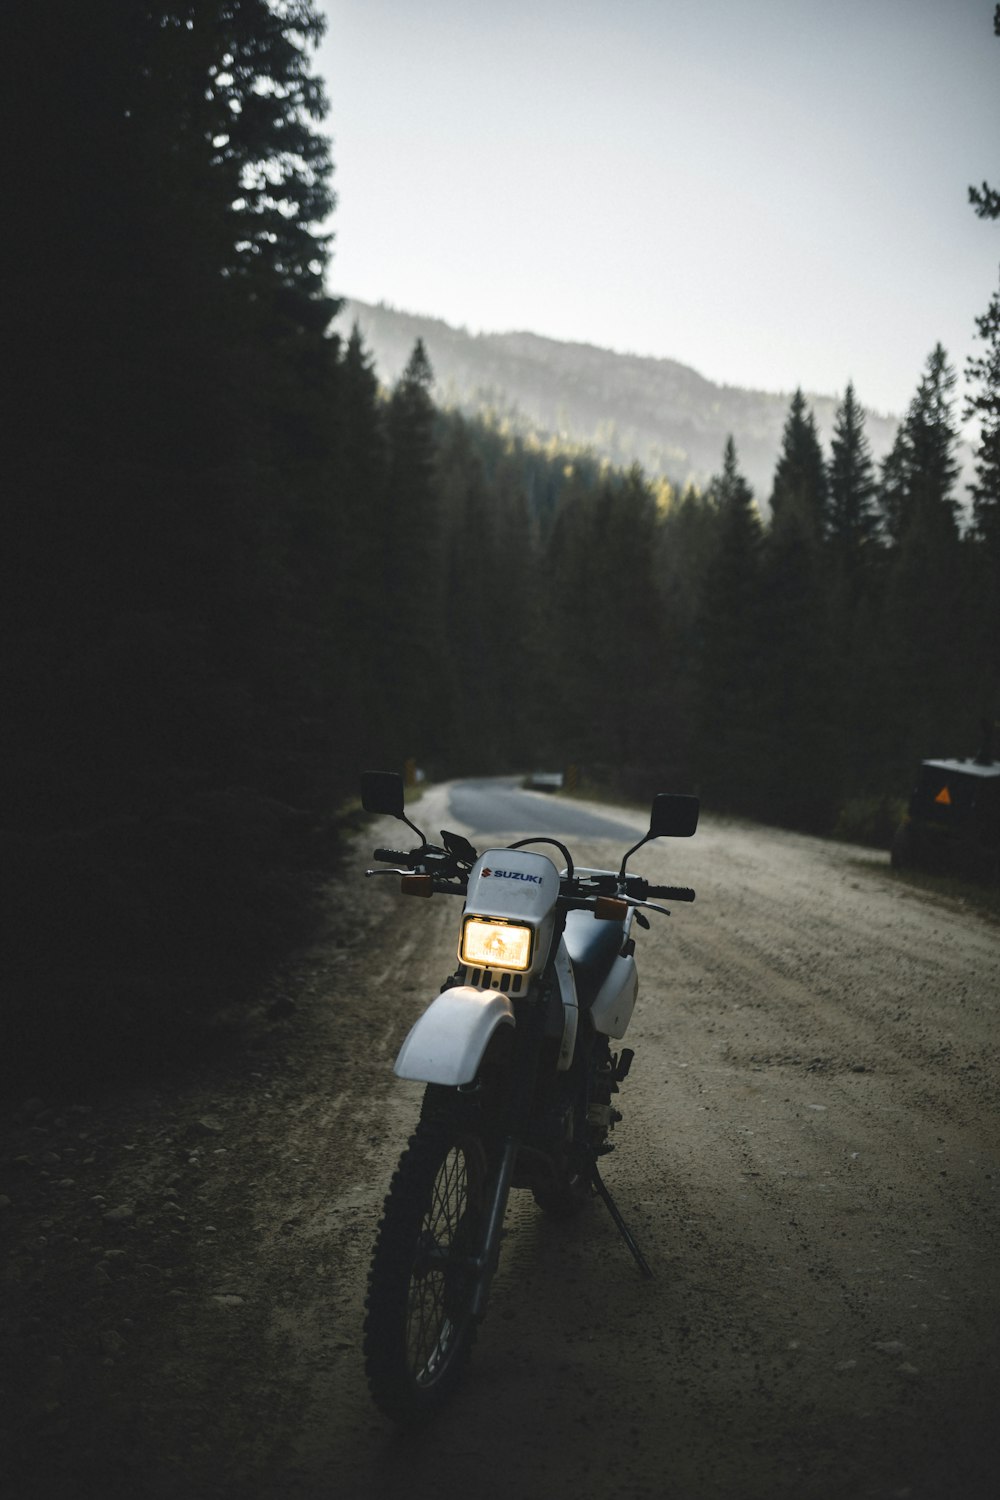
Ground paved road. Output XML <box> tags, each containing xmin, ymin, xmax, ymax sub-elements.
<box><xmin>441</xmin><ymin>776</ymin><xmax>647</xmax><ymax>844</ymax></box>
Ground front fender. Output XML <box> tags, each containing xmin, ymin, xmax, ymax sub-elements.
<box><xmin>394</xmin><ymin>986</ymin><xmax>516</xmax><ymax>1086</ymax></box>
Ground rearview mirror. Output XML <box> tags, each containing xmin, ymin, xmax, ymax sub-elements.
<box><xmin>649</xmin><ymin>793</ymin><xmax>699</xmax><ymax>839</ymax></box>
<box><xmin>618</xmin><ymin>790</ymin><xmax>700</xmax><ymax>880</ymax></box>
<box><xmin>361</xmin><ymin>771</ymin><xmax>405</xmax><ymax>818</ymax></box>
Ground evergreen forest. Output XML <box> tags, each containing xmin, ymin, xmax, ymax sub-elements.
<box><xmin>333</xmin><ymin>295</ymin><xmax>907</xmax><ymax>504</ymax></box>
<box><xmin>3</xmin><ymin>2</ymin><xmax>999</xmax><ymax>1085</ymax></box>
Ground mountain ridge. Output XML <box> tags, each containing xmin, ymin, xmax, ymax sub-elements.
<box><xmin>333</xmin><ymin>296</ymin><xmax>904</xmax><ymax>502</ymax></box>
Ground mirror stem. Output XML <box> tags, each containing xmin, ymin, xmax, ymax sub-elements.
<box><xmin>618</xmin><ymin>834</ymin><xmax>650</xmax><ymax>883</ymax></box>
<box><xmin>400</xmin><ymin>810</ymin><xmax>428</xmax><ymax>847</ymax></box>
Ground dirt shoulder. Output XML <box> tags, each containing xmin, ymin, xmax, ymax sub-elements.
<box><xmin>0</xmin><ymin>808</ymin><xmax>418</xmax><ymax>1500</ymax></box>
<box><xmin>2</xmin><ymin>788</ymin><xmax>999</xmax><ymax>1500</ymax></box>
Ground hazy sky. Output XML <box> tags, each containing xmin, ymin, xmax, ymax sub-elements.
<box><xmin>316</xmin><ymin>0</ymin><xmax>998</xmax><ymax>418</ymax></box>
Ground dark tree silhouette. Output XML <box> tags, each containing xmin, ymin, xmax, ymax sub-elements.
<box><xmin>968</xmin><ymin>7</ymin><xmax>1000</xmax><ymax>221</ymax></box>
<box><xmin>1</xmin><ymin>1</ymin><xmax>342</xmax><ymax>1084</ymax></box>
<box><xmin>881</xmin><ymin>348</ymin><xmax>966</xmax><ymax>774</ymax></box>
<box><xmin>770</xmin><ymin>389</ymin><xmax>829</xmax><ymax>539</ymax></box>
<box><xmin>757</xmin><ymin>484</ymin><xmax>840</xmax><ymax>831</ymax></box>
<box><xmin>964</xmin><ymin>5</ymin><xmax>1000</xmax><ymax>743</ymax></box>
<box><xmin>694</xmin><ymin>438</ymin><xmax>765</xmax><ymax>811</ymax></box>
<box><xmin>828</xmin><ymin>382</ymin><xmax>881</xmax><ymax>573</ymax></box>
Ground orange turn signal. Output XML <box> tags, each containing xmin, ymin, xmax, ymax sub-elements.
<box><xmin>595</xmin><ymin>896</ymin><xmax>628</xmax><ymax>921</ymax></box>
<box><xmin>401</xmin><ymin>875</ymin><xmax>433</xmax><ymax>897</ymax></box>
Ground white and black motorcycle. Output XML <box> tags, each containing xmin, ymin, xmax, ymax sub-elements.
<box><xmin>359</xmin><ymin>772</ymin><xmax>698</xmax><ymax>1422</ymax></box>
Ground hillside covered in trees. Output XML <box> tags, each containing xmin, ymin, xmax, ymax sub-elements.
<box><xmin>335</xmin><ymin>297</ymin><xmax>913</xmax><ymax>504</ymax></box>
<box><xmin>3</xmin><ymin>1</ymin><xmax>998</xmax><ymax>1085</ymax></box>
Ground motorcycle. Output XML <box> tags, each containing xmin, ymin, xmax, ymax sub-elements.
<box><xmin>359</xmin><ymin>771</ymin><xmax>698</xmax><ymax>1422</ymax></box>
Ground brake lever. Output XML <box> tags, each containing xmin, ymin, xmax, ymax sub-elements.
<box><xmin>614</xmin><ymin>894</ymin><xmax>671</xmax><ymax>918</ymax></box>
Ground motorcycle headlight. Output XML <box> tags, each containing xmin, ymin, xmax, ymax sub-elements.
<box><xmin>460</xmin><ymin>916</ymin><xmax>533</xmax><ymax>972</ymax></box>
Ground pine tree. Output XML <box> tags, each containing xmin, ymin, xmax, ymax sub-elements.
<box><xmin>964</xmin><ymin>282</ymin><xmax>1000</xmax><ymax>731</ymax></box>
<box><xmin>543</xmin><ymin>470</ymin><xmax>603</xmax><ymax>763</ymax></box>
<box><xmin>654</xmin><ymin>485</ymin><xmax>718</xmax><ymax>785</ymax></box>
<box><xmin>379</xmin><ymin>340</ymin><xmax>447</xmax><ymax>766</ymax></box>
<box><xmin>877</xmin><ymin>346</ymin><xmax>960</xmax><ymax>549</ymax></box>
<box><xmin>384</xmin><ymin>339</ymin><xmax>438</xmax><ymax>584</ymax></box>
<box><xmin>694</xmin><ymin>438</ymin><xmax>765</xmax><ymax>810</ymax></box>
<box><xmin>968</xmin><ymin>7</ymin><xmax>1000</xmax><ymax>221</ymax></box>
<box><xmin>437</xmin><ymin>416</ymin><xmax>546</xmax><ymax>771</ymax></box>
<box><xmin>1</xmin><ymin>0</ymin><xmax>346</xmax><ymax>1074</ymax></box>
<box><xmin>904</xmin><ymin>344</ymin><xmax>961</xmax><ymax>536</ymax></box>
<box><xmin>827</xmin><ymin>385</ymin><xmax>888</xmax><ymax>801</ymax></box>
<box><xmin>324</xmin><ymin>325</ymin><xmax>389</xmax><ymax>775</ymax></box>
<box><xmin>770</xmin><ymin>389</ymin><xmax>829</xmax><ymax>539</ymax></box>
<box><xmin>882</xmin><ymin>348</ymin><xmax>967</xmax><ymax>773</ymax></box>
<box><xmin>828</xmin><ymin>382</ymin><xmax>880</xmax><ymax>572</ymax></box>
<box><xmin>964</xmin><ymin>5</ymin><xmax>1000</xmax><ymax>735</ymax></box>
<box><xmin>756</xmin><ymin>479</ymin><xmax>840</xmax><ymax>830</ymax></box>
<box><xmin>966</xmin><ymin>273</ymin><xmax>1000</xmax><ymax>555</ymax></box>
<box><xmin>964</xmin><ymin>5</ymin><xmax>1000</xmax><ymax>556</ymax></box>
<box><xmin>591</xmin><ymin>466</ymin><xmax>666</xmax><ymax>776</ymax></box>
<box><xmin>542</xmin><ymin>463</ymin><xmax>666</xmax><ymax>784</ymax></box>
<box><xmin>877</xmin><ymin>427</ymin><xmax>911</xmax><ymax>545</ymax></box>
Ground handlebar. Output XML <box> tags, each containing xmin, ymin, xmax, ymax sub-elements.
<box><xmin>566</xmin><ymin>872</ymin><xmax>696</xmax><ymax>903</ymax></box>
<box><xmin>368</xmin><ymin>845</ymin><xmax>696</xmax><ymax>907</ymax></box>
<box><xmin>645</xmin><ymin>884</ymin><xmax>696</xmax><ymax>903</ymax></box>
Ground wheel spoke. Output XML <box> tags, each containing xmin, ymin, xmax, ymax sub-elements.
<box><xmin>364</xmin><ymin>1117</ymin><xmax>486</xmax><ymax>1420</ymax></box>
<box><xmin>402</xmin><ymin>1144</ymin><xmax>474</xmax><ymax>1384</ymax></box>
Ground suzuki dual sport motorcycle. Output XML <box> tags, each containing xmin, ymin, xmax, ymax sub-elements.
<box><xmin>359</xmin><ymin>771</ymin><xmax>699</xmax><ymax>1423</ymax></box>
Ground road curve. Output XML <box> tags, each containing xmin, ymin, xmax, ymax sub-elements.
<box><xmin>441</xmin><ymin>775</ymin><xmax>646</xmax><ymax>842</ymax></box>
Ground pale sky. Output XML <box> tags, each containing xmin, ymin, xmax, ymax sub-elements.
<box><xmin>316</xmin><ymin>0</ymin><xmax>999</xmax><ymax>419</ymax></box>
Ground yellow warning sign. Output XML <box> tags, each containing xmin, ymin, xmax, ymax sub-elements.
<box><xmin>934</xmin><ymin>785</ymin><xmax>952</xmax><ymax>806</ymax></box>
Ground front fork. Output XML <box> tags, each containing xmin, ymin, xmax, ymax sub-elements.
<box><xmin>469</xmin><ymin>995</ymin><xmax>548</xmax><ymax>1319</ymax></box>
<box><xmin>468</xmin><ymin>983</ymin><xmax>653</xmax><ymax>1320</ymax></box>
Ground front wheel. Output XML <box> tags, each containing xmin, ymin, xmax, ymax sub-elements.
<box><xmin>363</xmin><ymin>1117</ymin><xmax>487</xmax><ymax>1423</ymax></box>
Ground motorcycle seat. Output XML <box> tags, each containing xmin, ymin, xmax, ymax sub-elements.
<box><xmin>563</xmin><ymin>909</ymin><xmax>626</xmax><ymax>1007</ymax></box>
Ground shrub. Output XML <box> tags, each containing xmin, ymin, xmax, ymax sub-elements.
<box><xmin>832</xmin><ymin>795</ymin><xmax>906</xmax><ymax>849</ymax></box>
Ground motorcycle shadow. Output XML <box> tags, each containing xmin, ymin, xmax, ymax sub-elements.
<box><xmin>481</xmin><ymin>1189</ymin><xmax>674</xmax><ymax>1357</ymax></box>
<box><xmin>356</xmin><ymin>1193</ymin><xmax>688</xmax><ymax>1497</ymax></box>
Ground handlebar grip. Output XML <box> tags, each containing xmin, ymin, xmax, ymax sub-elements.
<box><xmin>374</xmin><ymin>848</ymin><xmax>413</xmax><ymax>865</ymax></box>
<box><xmin>648</xmin><ymin>885</ymin><xmax>696</xmax><ymax>902</ymax></box>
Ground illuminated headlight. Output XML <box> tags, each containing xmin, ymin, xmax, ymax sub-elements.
<box><xmin>460</xmin><ymin>917</ymin><xmax>533</xmax><ymax>972</ymax></box>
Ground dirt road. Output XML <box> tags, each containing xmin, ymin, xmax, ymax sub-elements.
<box><xmin>3</xmin><ymin>782</ymin><xmax>998</xmax><ymax>1500</ymax></box>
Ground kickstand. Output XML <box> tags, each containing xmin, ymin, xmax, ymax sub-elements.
<box><xmin>590</xmin><ymin>1161</ymin><xmax>653</xmax><ymax>1279</ymax></box>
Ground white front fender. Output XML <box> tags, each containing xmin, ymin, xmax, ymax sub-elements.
<box><xmin>394</xmin><ymin>986</ymin><xmax>516</xmax><ymax>1086</ymax></box>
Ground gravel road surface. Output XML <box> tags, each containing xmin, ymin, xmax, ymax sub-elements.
<box><xmin>2</xmin><ymin>780</ymin><xmax>998</xmax><ymax>1500</ymax></box>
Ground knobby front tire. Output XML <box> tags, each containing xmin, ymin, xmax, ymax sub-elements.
<box><xmin>363</xmin><ymin>1117</ymin><xmax>487</xmax><ymax>1423</ymax></box>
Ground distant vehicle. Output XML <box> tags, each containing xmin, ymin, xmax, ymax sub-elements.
<box><xmin>891</xmin><ymin>724</ymin><xmax>1000</xmax><ymax>882</ymax></box>
<box><xmin>526</xmin><ymin>770</ymin><xmax>564</xmax><ymax>793</ymax></box>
